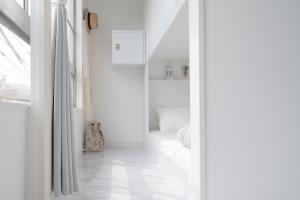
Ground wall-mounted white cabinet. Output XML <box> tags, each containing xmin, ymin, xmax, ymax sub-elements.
<box><xmin>112</xmin><ymin>30</ymin><xmax>145</xmax><ymax>65</ymax></box>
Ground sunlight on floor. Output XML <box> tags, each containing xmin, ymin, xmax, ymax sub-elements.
<box><xmin>53</xmin><ymin>148</ymin><xmax>187</xmax><ymax>200</ymax></box>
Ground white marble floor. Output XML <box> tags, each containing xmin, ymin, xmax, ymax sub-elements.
<box><xmin>53</xmin><ymin>148</ymin><xmax>187</xmax><ymax>200</ymax></box>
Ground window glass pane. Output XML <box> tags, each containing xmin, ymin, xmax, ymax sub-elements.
<box><xmin>15</xmin><ymin>0</ymin><xmax>24</xmax><ymax>9</ymax></box>
<box><xmin>0</xmin><ymin>23</ymin><xmax>30</xmax><ymax>101</ymax></box>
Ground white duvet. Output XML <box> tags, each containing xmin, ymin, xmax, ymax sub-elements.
<box><xmin>147</xmin><ymin>130</ymin><xmax>190</xmax><ymax>171</ymax></box>
<box><xmin>176</xmin><ymin>125</ymin><xmax>191</xmax><ymax>148</ymax></box>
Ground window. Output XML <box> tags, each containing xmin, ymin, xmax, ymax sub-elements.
<box><xmin>14</xmin><ymin>0</ymin><xmax>31</xmax><ymax>15</ymax></box>
<box><xmin>0</xmin><ymin>23</ymin><xmax>30</xmax><ymax>101</ymax></box>
<box><xmin>15</xmin><ymin>0</ymin><xmax>24</xmax><ymax>9</ymax></box>
<box><xmin>0</xmin><ymin>0</ymin><xmax>30</xmax><ymax>101</ymax></box>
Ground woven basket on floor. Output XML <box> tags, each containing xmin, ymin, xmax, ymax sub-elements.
<box><xmin>84</xmin><ymin>121</ymin><xmax>104</xmax><ymax>152</ymax></box>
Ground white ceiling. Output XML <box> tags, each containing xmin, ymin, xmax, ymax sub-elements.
<box><xmin>151</xmin><ymin>4</ymin><xmax>189</xmax><ymax>61</ymax></box>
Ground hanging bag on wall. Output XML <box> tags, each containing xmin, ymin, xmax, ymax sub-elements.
<box><xmin>84</xmin><ymin>121</ymin><xmax>104</xmax><ymax>152</ymax></box>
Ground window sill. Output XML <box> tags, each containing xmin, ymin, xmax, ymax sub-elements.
<box><xmin>0</xmin><ymin>100</ymin><xmax>30</xmax><ymax>112</ymax></box>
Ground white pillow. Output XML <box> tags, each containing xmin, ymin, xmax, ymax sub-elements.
<box><xmin>156</xmin><ymin>107</ymin><xmax>190</xmax><ymax>132</ymax></box>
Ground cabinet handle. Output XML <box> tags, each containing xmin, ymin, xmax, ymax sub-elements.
<box><xmin>116</xmin><ymin>43</ymin><xmax>121</xmax><ymax>51</ymax></box>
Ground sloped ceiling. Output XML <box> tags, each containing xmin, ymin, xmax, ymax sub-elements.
<box><xmin>151</xmin><ymin>3</ymin><xmax>189</xmax><ymax>61</ymax></box>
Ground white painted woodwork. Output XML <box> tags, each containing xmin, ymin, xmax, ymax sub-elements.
<box><xmin>189</xmin><ymin>0</ymin><xmax>206</xmax><ymax>199</ymax></box>
<box><xmin>26</xmin><ymin>0</ymin><xmax>52</xmax><ymax>199</ymax></box>
<box><xmin>0</xmin><ymin>0</ymin><xmax>30</xmax><ymax>43</ymax></box>
<box><xmin>112</xmin><ymin>30</ymin><xmax>145</xmax><ymax>65</ymax></box>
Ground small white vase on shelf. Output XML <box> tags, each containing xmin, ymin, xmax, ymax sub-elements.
<box><xmin>165</xmin><ymin>66</ymin><xmax>174</xmax><ymax>80</ymax></box>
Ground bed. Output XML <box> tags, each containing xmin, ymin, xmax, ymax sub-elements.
<box><xmin>145</xmin><ymin>129</ymin><xmax>190</xmax><ymax>196</ymax></box>
<box><xmin>146</xmin><ymin>130</ymin><xmax>190</xmax><ymax>171</ymax></box>
<box><xmin>146</xmin><ymin>80</ymin><xmax>191</xmax><ymax>195</ymax></box>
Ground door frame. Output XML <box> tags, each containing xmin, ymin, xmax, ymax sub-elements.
<box><xmin>28</xmin><ymin>0</ymin><xmax>207</xmax><ymax>199</ymax></box>
<box><xmin>188</xmin><ymin>0</ymin><xmax>206</xmax><ymax>199</ymax></box>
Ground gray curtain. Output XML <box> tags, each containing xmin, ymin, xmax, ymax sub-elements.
<box><xmin>51</xmin><ymin>3</ymin><xmax>79</xmax><ymax>196</ymax></box>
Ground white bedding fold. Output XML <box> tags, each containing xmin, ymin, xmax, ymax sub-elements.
<box><xmin>176</xmin><ymin>125</ymin><xmax>191</xmax><ymax>148</ymax></box>
<box><xmin>147</xmin><ymin>130</ymin><xmax>190</xmax><ymax>171</ymax></box>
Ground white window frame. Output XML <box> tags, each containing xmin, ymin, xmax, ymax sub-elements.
<box><xmin>16</xmin><ymin>0</ymin><xmax>30</xmax><ymax>14</ymax></box>
<box><xmin>24</xmin><ymin>0</ymin><xmax>29</xmax><ymax>13</ymax></box>
<box><xmin>0</xmin><ymin>0</ymin><xmax>30</xmax><ymax>43</ymax></box>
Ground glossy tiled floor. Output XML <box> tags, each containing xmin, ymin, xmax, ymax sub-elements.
<box><xmin>53</xmin><ymin>148</ymin><xmax>187</xmax><ymax>200</ymax></box>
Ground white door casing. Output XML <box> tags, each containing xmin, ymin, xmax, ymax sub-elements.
<box><xmin>188</xmin><ymin>0</ymin><xmax>206</xmax><ymax>199</ymax></box>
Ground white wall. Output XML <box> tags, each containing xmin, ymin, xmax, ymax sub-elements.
<box><xmin>0</xmin><ymin>102</ymin><xmax>28</xmax><ymax>200</ymax></box>
<box><xmin>83</xmin><ymin>0</ymin><xmax>144</xmax><ymax>147</ymax></box>
<box><xmin>143</xmin><ymin>0</ymin><xmax>186</xmax><ymax>59</ymax></box>
<box><xmin>150</xmin><ymin>2</ymin><xmax>189</xmax><ymax>61</ymax></box>
<box><xmin>205</xmin><ymin>0</ymin><xmax>300</xmax><ymax>199</ymax></box>
<box><xmin>149</xmin><ymin>80</ymin><xmax>190</xmax><ymax>130</ymax></box>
